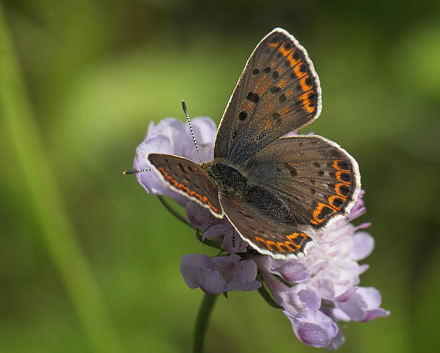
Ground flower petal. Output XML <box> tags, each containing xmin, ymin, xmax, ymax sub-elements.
<box><xmin>271</xmin><ymin>259</ymin><xmax>311</xmax><ymax>283</ymax></box>
<box><xmin>336</xmin><ymin>292</ymin><xmax>368</xmax><ymax>321</ymax></box>
<box><xmin>185</xmin><ymin>201</ymin><xmax>212</xmax><ymax>229</ymax></box>
<box><xmin>327</xmin><ymin>328</ymin><xmax>345</xmax><ymax>351</ymax></box>
<box><xmin>180</xmin><ymin>254</ymin><xmax>212</xmax><ymax>290</ymax></box>
<box><xmin>229</xmin><ymin>259</ymin><xmax>258</xmax><ymax>283</ymax></box>
<box><xmin>351</xmin><ymin>231</ymin><xmax>375</xmax><ymax>261</ymax></box>
<box><xmin>192</xmin><ymin>117</ymin><xmax>217</xmax><ymax>146</ymax></box>
<box><xmin>195</xmin><ymin>267</ymin><xmax>227</xmax><ymax>294</ymax></box>
<box><xmin>288</xmin><ymin>310</ymin><xmax>338</xmax><ymax>348</ymax></box>
<box><xmin>363</xmin><ymin>308</ymin><xmax>390</xmax><ymax>322</ymax></box>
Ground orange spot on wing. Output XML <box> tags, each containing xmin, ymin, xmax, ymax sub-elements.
<box><xmin>328</xmin><ymin>195</ymin><xmax>345</xmax><ymax>210</ymax></box>
<box><xmin>335</xmin><ymin>183</ymin><xmax>349</xmax><ymax>198</ymax></box>
<box><xmin>276</xmin><ymin>43</ymin><xmax>302</xmax><ymax>68</ymax></box>
<box><xmin>281</xmin><ymin>240</ymin><xmax>298</xmax><ymax>252</ymax></box>
<box><xmin>286</xmin><ymin>234</ymin><xmax>302</xmax><ymax>249</ymax></box>
<box><xmin>310</xmin><ymin>161</ymin><xmax>356</xmax><ymax>226</ymax></box>
<box><xmin>332</xmin><ymin>160</ymin><xmax>351</xmax><ymax>185</ymax></box>
<box><xmin>299</xmin><ymin>92</ymin><xmax>315</xmax><ymax>114</ymax></box>
<box><xmin>265</xmin><ymin>240</ymin><xmax>280</xmax><ymax>252</ymax></box>
<box><xmin>256</xmin><ymin>237</ymin><xmax>267</xmax><ymax>248</ymax></box>
<box><xmin>299</xmin><ymin>75</ymin><xmax>313</xmax><ymax>92</ymax></box>
<box><xmin>311</xmin><ymin>202</ymin><xmax>337</xmax><ymax>224</ymax></box>
<box><xmin>286</xmin><ymin>52</ymin><xmax>301</xmax><ymax>68</ymax></box>
<box><xmin>255</xmin><ymin>232</ymin><xmax>311</xmax><ymax>255</ymax></box>
<box><xmin>293</xmin><ymin>63</ymin><xmax>307</xmax><ymax>79</ymax></box>
<box><xmin>336</xmin><ymin>171</ymin><xmax>350</xmax><ymax>184</ymax></box>
<box><xmin>277</xmin><ymin>43</ymin><xmax>293</xmax><ymax>57</ymax></box>
<box><xmin>332</xmin><ymin>160</ymin><xmax>349</xmax><ymax>171</ymax></box>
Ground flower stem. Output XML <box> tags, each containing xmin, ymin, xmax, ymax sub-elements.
<box><xmin>193</xmin><ymin>293</ymin><xmax>219</xmax><ymax>353</ymax></box>
<box><xmin>158</xmin><ymin>196</ymin><xmax>223</xmax><ymax>250</ymax></box>
<box><xmin>195</xmin><ymin>229</ymin><xmax>224</xmax><ymax>250</ymax></box>
<box><xmin>256</xmin><ymin>274</ymin><xmax>283</xmax><ymax>309</ymax></box>
<box><xmin>158</xmin><ymin>196</ymin><xmax>197</xmax><ymax>230</ymax></box>
<box><xmin>257</xmin><ymin>283</ymin><xmax>283</xmax><ymax>309</ymax></box>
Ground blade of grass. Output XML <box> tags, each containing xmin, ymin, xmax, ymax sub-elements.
<box><xmin>0</xmin><ymin>5</ymin><xmax>123</xmax><ymax>353</ymax></box>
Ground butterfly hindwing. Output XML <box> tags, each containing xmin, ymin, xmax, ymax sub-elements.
<box><xmin>219</xmin><ymin>195</ymin><xmax>313</xmax><ymax>259</ymax></box>
<box><xmin>244</xmin><ymin>135</ymin><xmax>361</xmax><ymax>229</ymax></box>
<box><xmin>148</xmin><ymin>154</ymin><xmax>223</xmax><ymax>217</ymax></box>
<box><xmin>215</xmin><ymin>28</ymin><xmax>322</xmax><ymax>164</ymax></box>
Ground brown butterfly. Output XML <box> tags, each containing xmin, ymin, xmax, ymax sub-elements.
<box><xmin>148</xmin><ymin>28</ymin><xmax>361</xmax><ymax>258</ymax></box>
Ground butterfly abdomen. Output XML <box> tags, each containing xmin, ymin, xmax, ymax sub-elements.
<box><xmin>244</xmin><ymin>185</ymin><xmax>298</xmax><ymax>225</ymax></box>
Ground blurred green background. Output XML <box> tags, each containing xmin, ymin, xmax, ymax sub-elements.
<box><xmin>1</xmin><ymin>0</ymin><xmax>440</xmax><ymax>352</ymax></box>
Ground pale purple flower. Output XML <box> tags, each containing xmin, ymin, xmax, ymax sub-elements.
<box><xmin>180</xmin><ymin>254</ymin><xmax>261</xmax><ymax>294</ymax></box>
<box><xmin>132</xmin><ymin>117</ymin><xmax>389</xmax><ymax>349</ymax></box>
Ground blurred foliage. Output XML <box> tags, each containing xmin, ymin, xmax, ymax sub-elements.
<box><xmin>1</xmin><ymin>0</ymin><xmax>439</xmax><ymax>352</ymax></box>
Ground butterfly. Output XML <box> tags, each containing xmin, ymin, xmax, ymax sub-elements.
<box><xmin>148</xmin><ymin>28</ymin><xmax>361</xmax><ymax>259</ymax></box>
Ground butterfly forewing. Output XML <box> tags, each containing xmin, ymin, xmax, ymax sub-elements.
<box><xmin>220</xmin><ymin>195</ymin><xmax>313</xmax><ymax>258</ymax></box>
<box><xmin>215</xmin><ymin>28</ymin><xmax>322</xmax><ymax>164</ymax></box>
<box><xmin>148</xmin><ymin>154</ymin><xmax>223</xmax><ymax>217</ymax></box>
<box><xmin>245</xmin><ymin>135</ymin><xmax>361</xmax><ymax>229</ymax></box>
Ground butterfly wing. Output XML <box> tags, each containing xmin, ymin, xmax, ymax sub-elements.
<box><xmin>244</xmin><ymin>135</ymin><xmax>361</xmax><ymax>229</ymax></box>
<box><xmin>214</xmin><ymin>28</ymin><xmax>322</xmax><ymax>164</ymax></box>
<box><xmin>220</xmin><ymin>195</ymin><xmax>313</xmax><ymax>258</ymax></box>
<box><xmin>148</xmin><ymin>154</ymin><xmax>223</xmax><ymax>217</ymax></box>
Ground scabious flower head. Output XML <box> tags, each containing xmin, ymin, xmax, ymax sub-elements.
<box><xmin>133</xmin><ymin>117</ymin><xmax>389</xmax><ymax>350</ymax></box>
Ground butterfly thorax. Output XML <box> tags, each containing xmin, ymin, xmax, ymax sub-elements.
<box><xmin>203</xmin><ymin>159</ymin><xmax>248</xmax><ymax>196</ymax></box>
<box><xmin>203</xmin><ymin>159</ymin><xmax>297</xmax><ymax>225</ymax></box>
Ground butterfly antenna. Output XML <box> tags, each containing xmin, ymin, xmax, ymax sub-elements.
<box><xmin>182</xmin><ymin>100</ymin><xmax>202</xmax><ymax>164</ymax></box>
<box><xmin>122</xmin><ymin>168</ymin><xmax>152</xmax><ymax>175</ymax></box>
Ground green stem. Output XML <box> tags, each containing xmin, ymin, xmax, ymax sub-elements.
<box><xmin>195</xmin><ymin>229</ymin><xmax>224</xmax><ymax>250</ymax></box>
<box><xmin>158</xmin><ymin>195</ymin><xmax>197</xmax><ymax>230</ymax></box>
<box><xmin>257</xmin><ymin>283</ymin><xmax>283</xmax><ymax>309</ymax></box>
<box><xmin>0</xmin><ymin>5</ymin><xmax>123</xmax><ymax>353</ymax></box>
<box><xmin>158</xmin><ymin>196</ymin><xmax>223</xmax><ymax>250</ymax></box>
<box><xmin>193</xmin><ymin>294</ymin><xmax>219</xmax><ymax>353</ymax></box>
